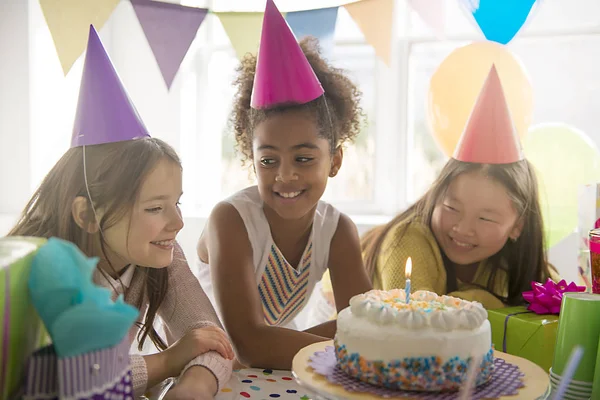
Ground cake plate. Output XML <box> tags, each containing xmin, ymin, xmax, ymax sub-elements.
<box><xmin>292</xmin><ymin>340</ymin><xmax>549</xmax><ymax>400</ymax></box>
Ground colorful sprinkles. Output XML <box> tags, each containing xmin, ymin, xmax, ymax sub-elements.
<box><xmin>371</xmin><ymin>290</ymin><xmax>461</xmax><ymax>314</ymax></box>
<box><xmin>335</xmin><ymin>343</ymin><xmax>494</xmax><ymax>391</ymax></box>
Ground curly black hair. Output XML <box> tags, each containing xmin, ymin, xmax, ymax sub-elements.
<box><xmin>230</xmin><ymin>36</ymin><xmax>364</xmax><ymax>164</ymax></box>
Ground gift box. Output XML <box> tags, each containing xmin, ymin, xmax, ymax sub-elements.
<box><xmin>0</xmin><ymin>236</ymin><xmax>48</xmax><ymax>400</ymax></box>
<box><xmin>21</xmin><ymin>336</ymin><xmax>133</xmax><ymax>400</ymax></box>
<box><xmin>577</xmin><ymin>183</ymin><xmax>600</xmax><ymax>290</ymax></box>
<box><xmin>488</xmin><ymin>306</ymin><xmax>559</xmax><ymax>372</ymax></box>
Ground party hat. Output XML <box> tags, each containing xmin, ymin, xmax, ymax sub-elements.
<box><xmin>71</xmin><ymin>25</ymin><xmax>150</xmax><ymax>147</ymax></box>
<box><xmin>250</xmin><ymin>0</ymin><xmax>324</xmax><ymax>109</ymax></box>
<box><xmin>453</xmin><ymin>64</ymin><xmax>523</xmax><ymax>164</ymax></box>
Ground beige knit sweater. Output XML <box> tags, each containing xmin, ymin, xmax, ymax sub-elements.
<box><xmin>93</xmin><ymin>243</ymin><xmax>232</xmax><ymax>397</ymax></box>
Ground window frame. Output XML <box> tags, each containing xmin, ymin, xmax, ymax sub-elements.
<box><xmin>178</xmin><ymin>0</ymin><xmax>600</xmax><ymax>219</ymax></box>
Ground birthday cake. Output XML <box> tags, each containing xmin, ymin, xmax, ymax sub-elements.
<box><xmin>334</xmin><ymin>289</ymin><xmax>494</xmax><ymax>391</ymax></box>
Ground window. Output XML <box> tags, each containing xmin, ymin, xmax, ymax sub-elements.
<box><xmin>29</xmin><ymin>0</ymin><xmax>82</xmax><ymax>193</ymax></box>
<box><xmin>24</xmin><ymin>0</ymin><xmax>600</xmax><ymax>223</ymax></box>
<box><xmin>405</xmin><ymin>0</ymin><xmax>600</xmax><ymax>202</ymax></box>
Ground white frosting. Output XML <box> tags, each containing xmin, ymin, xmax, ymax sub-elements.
<box><xmin>395</xmin><ymin>309</ymin><xmax>427</xmax><ymax>329</ymax></box>
<box><xmin>346</xmin><ymin>289</ymin><xmax>488</xmax><ymax>331</ymax></box>
<box><xmin>335</xmin><ymin>290</ymin><xmax>492</xmax><ymax>388</ymax></box>
<box><xmin>336</xmin><ymin>306</ymin><xmax>492</xmax><ymax>362</ymax></box>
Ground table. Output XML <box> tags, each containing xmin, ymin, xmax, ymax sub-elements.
<box><xmin>216</xmin><ymin>367</ymin><xmax>311</xmax><ymax>400</ymax></box>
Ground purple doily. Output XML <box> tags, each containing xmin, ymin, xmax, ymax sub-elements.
<box><xmin>308</xmin><ymin>346</ymin><xmax>525</xmax><ymax>399</ymax></box>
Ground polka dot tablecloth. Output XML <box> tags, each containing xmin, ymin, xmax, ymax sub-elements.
<box><xmin>218</xmin><ymin>368</ymin><xmax>310</xmax><ymax>400</ymax></box>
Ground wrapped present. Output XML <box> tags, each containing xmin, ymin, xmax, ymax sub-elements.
<box><xmin>21</xmin><ymin>335</ymin><xmax>133</xmax><ymax>400</ymax></box>
<box><xmin>16</xmin><ymin>237</ymin><xmax>140</xmax><ymax>400</ymax></box>
<box><xmin>577</xmin><ymin>183</ymin><xmax>600</xmax><ymax>289</ymax></box>
<box><xmin>0</xmin><ymin>236</ymin><xmax>47</xmax><ymax>400</ymax></box>
<box><xmin>488</xmin><ymin>306</ymin><xmax>558</xmax><ymax>372</ymax></box>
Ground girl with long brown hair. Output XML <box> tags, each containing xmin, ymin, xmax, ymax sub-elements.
<box><xmin>319</xmin><ymin>66</ymin><xmax>558</xmax><ymax>313</ymax></box>
<box><xmin>9</xmin><ymin>26</ymin><xmax>233</xmax><ymax>398</ymax></box>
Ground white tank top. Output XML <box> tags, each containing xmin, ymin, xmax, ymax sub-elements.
<box><xmin>197</xmin><ymin>186</ymin><xmax>340</xmax><ymax>329</ymax></box>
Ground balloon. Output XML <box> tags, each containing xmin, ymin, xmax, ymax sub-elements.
<box><xmin>523</xmin><ymin>123</ymin><xmax>600</xmax><ymax>248</ymax></box>
<box><xmin>427</xmin><ymin>41</ymin><xmax>533</xmax><ymax>157</ymax></box>
<box><xmin>461</xmin><ymin>0</ymin><xmax>537</xmax><ymax>45</ymax></box>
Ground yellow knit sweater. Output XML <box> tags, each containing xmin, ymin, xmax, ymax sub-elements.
<box><xmin>368</xmin><ymin>220</ymin><xmax>507</xmax><ymax>309</ymax></box>
<box><xmin>321</xmin><ymin>219</ymin><xmax>559</xmax><ymax>311</ymax></box>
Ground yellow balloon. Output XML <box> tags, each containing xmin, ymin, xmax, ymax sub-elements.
<box><xmin>427</xmin><ymin>41</ymin><xmax>533</xmax><ymax>157</ymax></box>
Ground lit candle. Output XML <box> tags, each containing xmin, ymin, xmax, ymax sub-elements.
<box><xmin>405</xmin><ymin>257</ymin><xmax>412</xmax><ymax>304</ymax></box>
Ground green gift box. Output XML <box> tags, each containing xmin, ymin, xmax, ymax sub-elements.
<box><xmin>488</xmin><ymin>305</ymin><xmax>559</xmax><ymax>372</ymax></box>
<box><xmin>0</xmin><ymin>236</ymin><xmax>47</xmax><ymax>400</ymax></box>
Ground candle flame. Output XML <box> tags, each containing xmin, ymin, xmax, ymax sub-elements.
<box><xmin>405</xmin><ymin>257</ymin><xmax>412</xmax><ymax>278</ymax></box>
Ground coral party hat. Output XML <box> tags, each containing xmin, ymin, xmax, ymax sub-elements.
<box><xmin>453</xmin><ymin>64</ymin><xmax>523</xmax><ymax>164</ymax></box>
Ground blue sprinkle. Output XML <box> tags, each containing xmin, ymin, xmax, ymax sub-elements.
<box><xmin>242</xmin><ymin>380</ymin><xmax>253</xmax><ymax>383</ymax></box>
<box><xmin>269</xmin><ymin>394</ymin><xmax>280</xmax><ymax>398</ymax></box>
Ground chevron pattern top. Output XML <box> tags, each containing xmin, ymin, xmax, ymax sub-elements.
<box><xmin>258</xmin><ymin>241</ymin><xmax>313</xmax><ymax>326</ymax></box>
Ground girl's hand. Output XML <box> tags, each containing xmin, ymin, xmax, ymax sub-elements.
<box><xmin>164</xmin><ymin>366</ymin><xmax>218</xmax><ymax>400</ymax></box>
<box><xmin>181</xmin><ymin>326</ymin><xmax>235</xmax><ymax>360</ymax></box>
<box><xmin>166</xmin><ymin>326</ymin><xmax>235</xmax><ymax>376</ymax></box>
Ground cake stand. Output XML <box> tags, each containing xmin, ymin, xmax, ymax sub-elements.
<box><xmin>292</xmin><ymin>341</ymin><xmax>549</xmax><ymax>400</ymax></box>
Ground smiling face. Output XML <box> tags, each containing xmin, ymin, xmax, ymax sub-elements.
<box><xmin>252</xmin><ymin>108</ymin><xmax>342</xmax><ymax>221</ymax></box>
<box><xmin>101</xmin><ymin>158</ymin><xmax>184</xmax><ymax>269</ymax></box>
<box><xmin>431</xmin><ymin>170</ymin><xmax>523</xmax><ymax>266</ymax></box>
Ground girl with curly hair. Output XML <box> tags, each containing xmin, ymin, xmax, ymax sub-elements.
<box><xmin>196</xmin><ymin>0</ymin><xmax>371</xmax><ymax>369</ymax></box>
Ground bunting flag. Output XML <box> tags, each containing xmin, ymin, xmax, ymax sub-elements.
<box><xmin>39</xmin><ymin>0</ymin><xmax>120</xmax><ymax>75</ymax></box>
<box><xmin>38</xmin><ymin>0</ymin><xmax>398</xmax><ymax>78</ymax></box>
<box><xmin>131</xmin><ymin>0</ymin><xmax>208</xmax><ymax>89</ymax></box>
<box><xmin>216</xmin><ymin>12</ymin><xmax>268</xmax><ymax>59</ymax></box>
<box><xmin>285</xmin><ymin>7</ymin><xmax>339</xmax><ymax>58</ymax></box>
<box><xmin>408</xmin><ymin>0</ymin><xmax>446</xmax><ymax>39</ymax></box>
<box><xmin>344</xmin><ymin>0</ymin><xmax>394</xmax><ymax>65</ymax></box>
<box><xmin>460</xmin><ymin>0</ymin><xmax>537</xmax><ymax>44</ymax></box>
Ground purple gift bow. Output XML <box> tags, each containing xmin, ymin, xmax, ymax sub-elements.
<box><xmin>522</xmin><ymin>279</ymin><xmax>585</xmax><ymax>315</ymax></box>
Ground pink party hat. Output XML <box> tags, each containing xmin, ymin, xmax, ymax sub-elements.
<box><xmin>71</xmin><ymin>25</ymin><xmax>150</xmax><ymax>147</ymax></box>
<box><xmin>250</xmin><ymin>0</ymin><xmax>324</xmax><ymax>109</ymax></box>
<box><xmin>453</xmin><ymin>64</ymin><xmax>524</xmax><ymax>164</ymax></box>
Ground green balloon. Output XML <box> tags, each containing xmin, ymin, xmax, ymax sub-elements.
<box><xmin>523</xmin><ymin>123</ymin><xmax>600</xmax><ymax>248</ymax></box>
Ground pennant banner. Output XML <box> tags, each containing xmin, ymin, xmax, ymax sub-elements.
<box><xmin>461</xmin><ymin>0</ymin><xmax>537</xmax><ymax>44</ymax></box>
<box><xmin>344</xmin><ymin>0</ymin><xmax>394</xmax><ymax>65</ymax></box>
<box><xmin>286</xmin><ymin>7</ymin><xmax>339</xmax><ymax>58</ymax></box>
<box><xmin>131</xmin><ymin>0</ymin><xmax>208</xmax><ymax>89</ymax></box>
<box><xmin>408</xmin><ymin>0</ymin><xmax>446</xmax><ymax>39</ymax></box>
<box><xmin>216</xmin><ymin>12</ymin><xmax>267</xmax><ymax>60</ymax></box>
<box><xmin>39</xmin><ymin>0</ymin><xmax>120</xmax><ymax>75</ymax></box>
